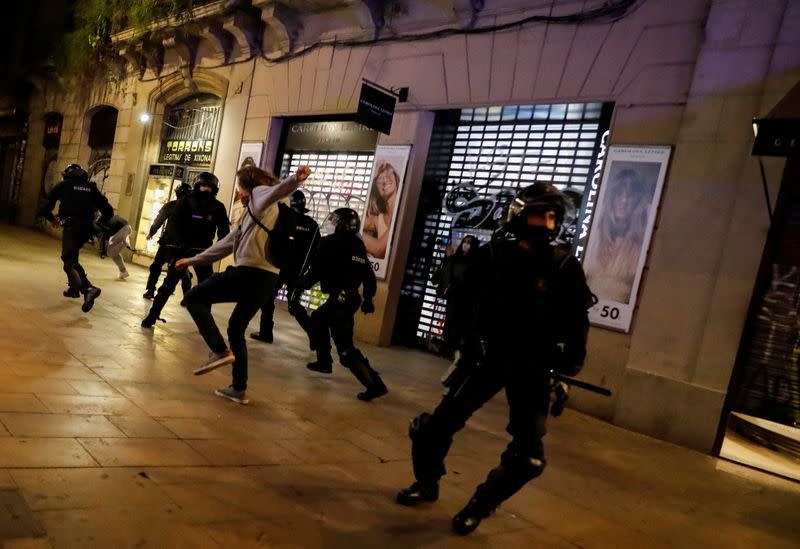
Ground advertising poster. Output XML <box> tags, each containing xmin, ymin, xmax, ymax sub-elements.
<box><xmin>582</xmin><ymin>145</ymin><xmax>671</xmax><ymax>332</ymax></box>
<box><xmin>361</xmin><ymin>144</ymin><xmax>412</xmax><ymax>279</ymax></box>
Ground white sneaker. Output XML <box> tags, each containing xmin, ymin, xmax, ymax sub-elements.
<box><xmin>118</xmin><ymin>271</ymin><xmax>130</xmax><ymax>280</ymax></box>
<box><xmin>193</xmin><ymin>349</ymin><xmax>235</xmax><ymax>375</ymax></box>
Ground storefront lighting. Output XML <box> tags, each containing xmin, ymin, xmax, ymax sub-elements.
<box><xmin>139</xmin><ymin>112</ymin><xmax>151</xmax><ymax>123</ymax></box>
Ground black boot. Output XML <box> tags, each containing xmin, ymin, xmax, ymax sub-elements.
<box><xmin>250</xmin><ymin>331</ymin><xmax>273</xmax><ymax>343</ymax></box>
<box><xmin>357</xmin><ymin>380</ymin><xmax>388</xmax><ymax>402</ymax></box>
<box><xmin>306</xmin><ymin>360</ymin><xmax>333</xmax><ymax>374</ymax></box>
<box><xmin>452</xmin><ymin>498</ymin><xmax>493</xmax><ymax>536</ymax></box>
<box><xmin>63</xmin><ymin>288</ymin><xmax>80</xmax><ymax>298</ymax></box>
<box><xmin>141</xmin><ymin>314</ymin><xmax>164</xmax><ymax>328</ymax></box>
<box><xmin>396</xmin><ymin>481</ymin><xmax>439</xmax><ymax>506</ymax></box>
<box><xmin>81</xmin><ymin>287</ymin><xmax>101</xmax><ymax>313</ymax></box>
<box><xmin>344</xmin><ymin>350</ymin><xmax>388</xmax><ymax>401</ymax></box>
<box><xmin>143</xmin><ymin>289</ymin><xmax>155</xmax><ymax>299</ymax></box>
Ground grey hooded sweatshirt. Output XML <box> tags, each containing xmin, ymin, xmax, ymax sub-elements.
<box><xmin>187</xmin><ymin>175</ymin><xmax>300</xmax><ymax>274</ymax></box>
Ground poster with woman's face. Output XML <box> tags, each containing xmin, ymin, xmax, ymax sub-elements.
<box><xmin>361</xmin><ymin>145</ymin><xmax>412</xmax><ymax>279</ymax></box>
<box><xmin>582</xmin><ymin>145</ymin><xmax>671</xmax><ymax>332</ymax></box>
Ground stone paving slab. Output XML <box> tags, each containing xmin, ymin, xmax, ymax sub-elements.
<box><xmin>0</xmin><ymin>413</ymin><xmax>125</xmax><ymax>438</ymax></box>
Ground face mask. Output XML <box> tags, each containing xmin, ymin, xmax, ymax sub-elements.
<box><xmin>519</xmin><ymin>225</ymin><xmax>555</xmax><ymax>246</ymax></box>
<box><xmin>461</xmin><ymin>243</ymin><xmax>471</xmax><ymax>254</ymax></box>
<box><xmin>321</xmin><ymin>220</ymin><xmax>337</xmax><ymax>237</ymax></box>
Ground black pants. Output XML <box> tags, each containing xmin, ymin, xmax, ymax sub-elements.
<box><xmin>309</xmin><ymin>295</ymin><xmax>384</xmax><ymax>391</ymax></box>
<box><xmin>310</xmin><ymin>295</ymin><xmax>359</xmax><ymax>364</ymax></box>
<box><xmin>411</xmin><ymin>358</ymin><xmax>550</xmax><ymax>510</ymax></box>
<box><xmin>146</xmin><ymin>245</ymin><xmax>192</xmax><ymax>294</ymax></box>
<box><xmin>147</xmin><ymin>250</ymin><xmax>213</xmax><ymax>320</ymax></box>
<box><xmin>184</xmin><ymin>266</ymin><xmax>277</xmax><ymax>391</ymax></box>
<box><xmin>441</xmin><ymin>291</ymin><xmax>470</xmax><ymax>355</ymax></box>
<box><xmin>61</xmin><ymin>220</ymin><xmax>95</xmax><ymax>292</ymax></box>
<box><xmin>258</xmin><ymin>271</ymin><xmax>312</xmax><ymax>337</ymax></box>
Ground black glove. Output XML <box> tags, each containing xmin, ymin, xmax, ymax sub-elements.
<box><xmin>553</xmin><ymin>344</ymin><xmax>582</xmax><ymax>377</ymax></box>
<box><xmin>360</xmin><ymin>299</ymin><xmax>375</xmax><ymax>314</ymax></box>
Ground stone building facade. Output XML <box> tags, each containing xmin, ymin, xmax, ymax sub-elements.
<box><xmin>14</xmin><ymin>0</ymin><xmax>800</xmax><ymax>455</ymax></box>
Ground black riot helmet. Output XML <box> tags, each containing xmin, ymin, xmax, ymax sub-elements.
<box><xmin>174</xmin><ymin>183</ymin><xmax>192</xmax><ymax>199</ymax></box>
<box><xmin>62</xmin><ymin>163</ymin><xmax>88</xmax><ymax>181</ymax></box>
<box><xmin>193</xmin><ymin>172</ymin><xmax>219</xmax><ymax>196</ymax></box>
<box><xmin>506</xmin><ymin>182</ymin><xmax>568</xmax><ymax>244</ymax></box>
<box><xmin>290</xmin><ymin>190</ymin><xmax>309</xmax><ymax>213</ymax></box>
<box><xmin>322</xmin><ymin>207</ymin><xmax>361</xmax><ymax>236</ymax></box>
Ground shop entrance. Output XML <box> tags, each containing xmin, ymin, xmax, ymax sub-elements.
<box><xmin>133</xmin><ymin>164</ymin><xmax>187</xmax><ymax>261</ymax></box>
<box><xmin>273</xmin><ymin>117</ymin><xmax>378</xmax><ymax>309</ymax></box>
<box><xmin>718</xmin><ymin>155</ymin><xmax>800</xmax><ymax>481</ymax></box>
<box><xmin>394</xmin><ymin>102</ymin><xmax>614</xmax><ymax>351</ymax></box>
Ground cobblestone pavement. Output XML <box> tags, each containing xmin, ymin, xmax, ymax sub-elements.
<box><xmin>0</xmin><ymin>225</ymin><xmax>797</xmax><ymax>548</ymax></box>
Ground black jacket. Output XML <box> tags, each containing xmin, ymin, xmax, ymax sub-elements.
<box><xmin>148</xmin><ymin>200</ymin><xmax>178</xmax><ymax>242</ymax></box>
<box><xmin>40</xmin><ymin>178</ymin><xmax>113</xmax><ymax>224</ymax></box>
<box><xmin>464</xmin><ymin>240</ymin><xmax>591</xmax><ymax>370</ymax></box>
<box><xmin>286</xmin><ymin>211</ymin><xmax>319</xmax><ymax>275</ymax></box>
<box><xmin>301</xmin><ymin>231</ymin><xmax>376</xmax><ymax>302</ymax></box>
<box><xmin>168</xmin><ymin>191</ymin><xmax>230</xmax><ymax>251</ymax></box>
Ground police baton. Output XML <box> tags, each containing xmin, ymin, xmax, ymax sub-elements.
<box><xmin>549</xmin><ymin>371</ymin><xmax>612</xmax><ymax>396</ymax></box>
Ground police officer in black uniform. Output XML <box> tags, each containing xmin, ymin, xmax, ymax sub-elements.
<box><xmin>142</xmin><ymin>172</ymin><xmax>229</xmax><ymax>327</ymax></box>
<box><xmin>395</xmin><ymin>182</ymin><xmax>592</xmax><ymax>535</ymax></box>
<box><xmin>251</xmin><ymin>190</ymin><xmax>319</xmax><ymax>345</ymax></box>
<box><xmin>143</xmin><ymin>182</ymin><xmax>193</xmax><ymax>299</ymax></box>
<box><xmin>39</xmin><ymin>163</ymin><xmax>113</xmax><ymax>313</ymax></box>
<box><xmin>298</xmin><ymin>207</ymin><xmax>388</xmax><ymax>401</ymax></box>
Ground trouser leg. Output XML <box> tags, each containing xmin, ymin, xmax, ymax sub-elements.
<box><xmin>184</xmin><ymin>267</ymin><xmax>274</xmax><ymax>390</ymax></box>
<box><xmin>146</xmin><ymin>256</ymin><xmax>185</xmax><ymax>319</ymax></box>
<box><xmin>285</xmin><ymin>280</ymin><xmax>313</xmax><ymax>337</ymax></box>
<box><xmin>146</xmin><ymin>246</ymin><xmax>168</xmax><ymax>292</ymax></box>
<box><xmin>470</xmin><ymin>369</ymin><xmax>550</xmax><ymax>511</ymax></box>
<box><xmin>112</xmin><ymin>254</ymin><xmax>126</xmax><ymax>273</ymax></box>
<box><xmin>310</xmin><ymin>301</ymin><xmax>333</xmax><ymax>364</ymax></box>
<box><xmin>329</xmin><ymin>305</ymin><xmax>383</xmax><ymax>391</ymax></box>
<box><xmin>61</xmin><ymin>224</ymin><xmax>92</xmax><ymax>292</ymax></box>
<box><xmin>258</xmin><ymin>273</ymin><xmax>283</xmax><ymax>335</ymax></box>
<box><xmin>410</xmin><ymin>364</ymin><xmax>504</xmax><ymax>485</ymax></box>
<box><xmin>227</xmin><ymin>271</ymin><xmax>275</xmax><ymax>390</ymax></box>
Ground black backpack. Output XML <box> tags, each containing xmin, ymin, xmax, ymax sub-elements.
<box><xmin>247</xmin><ymin>201</ymin><xmax>297</xmax><ymax>270</ymax></box>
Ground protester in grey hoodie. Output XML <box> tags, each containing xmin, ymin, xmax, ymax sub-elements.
<box><xmin>175</xmin><ymin>165</ymin><xmax>312</xmax><ymax>404</ymax></box>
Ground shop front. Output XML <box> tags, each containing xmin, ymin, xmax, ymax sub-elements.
<box><xmin>132</xmin><ymin>93</ymin><xmax>222</xmax><ymax>264</ymax></box>
<box><xmin>269</xmin><ymin>117</ymin><xmax>378</xmax><ymax>307</ymax></box>
<box><xmin>394</xmin><ymin>102</ymin><xmax>614</xmax><ymax>351</ymax></box>
<box><xmin>718</xmin><ymin>114</ymin><xmax>800</xmax><ymax>481</ymax></box>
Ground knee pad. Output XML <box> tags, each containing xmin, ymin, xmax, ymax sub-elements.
<box><xmin>503</xmin><ymin>450</ymin><xmax>546</xmax><ymax>481</ymax></box>
<box><xmin>339</xmin><ymin>348</ymin><xmax>366</xmax><ymax>369</ymax></box>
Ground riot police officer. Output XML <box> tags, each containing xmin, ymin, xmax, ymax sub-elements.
<box><xmin>39</xmin><ymin>163</ymin><xmax>113</xmax><ymax>312</ymax></box>
<box><xmin>251</xmin><ymin>190</ymin><xmax>319</xmax><ymax>346</ymax></box>
<box><xmin>143</xmin><ymin>182</ymin><xmax>193</xmax><ymax>299</ymax></box>
<box><xmin>297</xmin><ymin>207</ymin><xmax>388</xmax><ymax>401</ymax></box>
<box><xmin>395</xmin><ymin>182</ymin><xmax>592</xmax><ymax>535</ymax></box>
<box><xmin>142</xmin><ymin>172</ymin><xmax>229</xmax><ymax>327</ymax></box>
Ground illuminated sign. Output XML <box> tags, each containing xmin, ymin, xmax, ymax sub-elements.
<box><xmin>573</xmin><ymin>129</ymin><xmax>610</xmax><ymax>261</ymax></box>
<box><xmin>158</xmin><ymin>139</ymin><xmax>214</xmax><ymax>166</ymax></box>
<box><xmin>43</xmin><ymin>113</ymin><xmax>63</xmax><ymax>148</ymax></box>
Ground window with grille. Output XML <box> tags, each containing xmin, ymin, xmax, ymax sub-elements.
<box><xmin>276</xmin><ymin>151</ymin><xmax>376</xmax><ymax>308</ymax></box>
<box><xmin>393</xmin><ymin>102</ymin><xmax>614</xmax><ymax>350</ymax></box>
